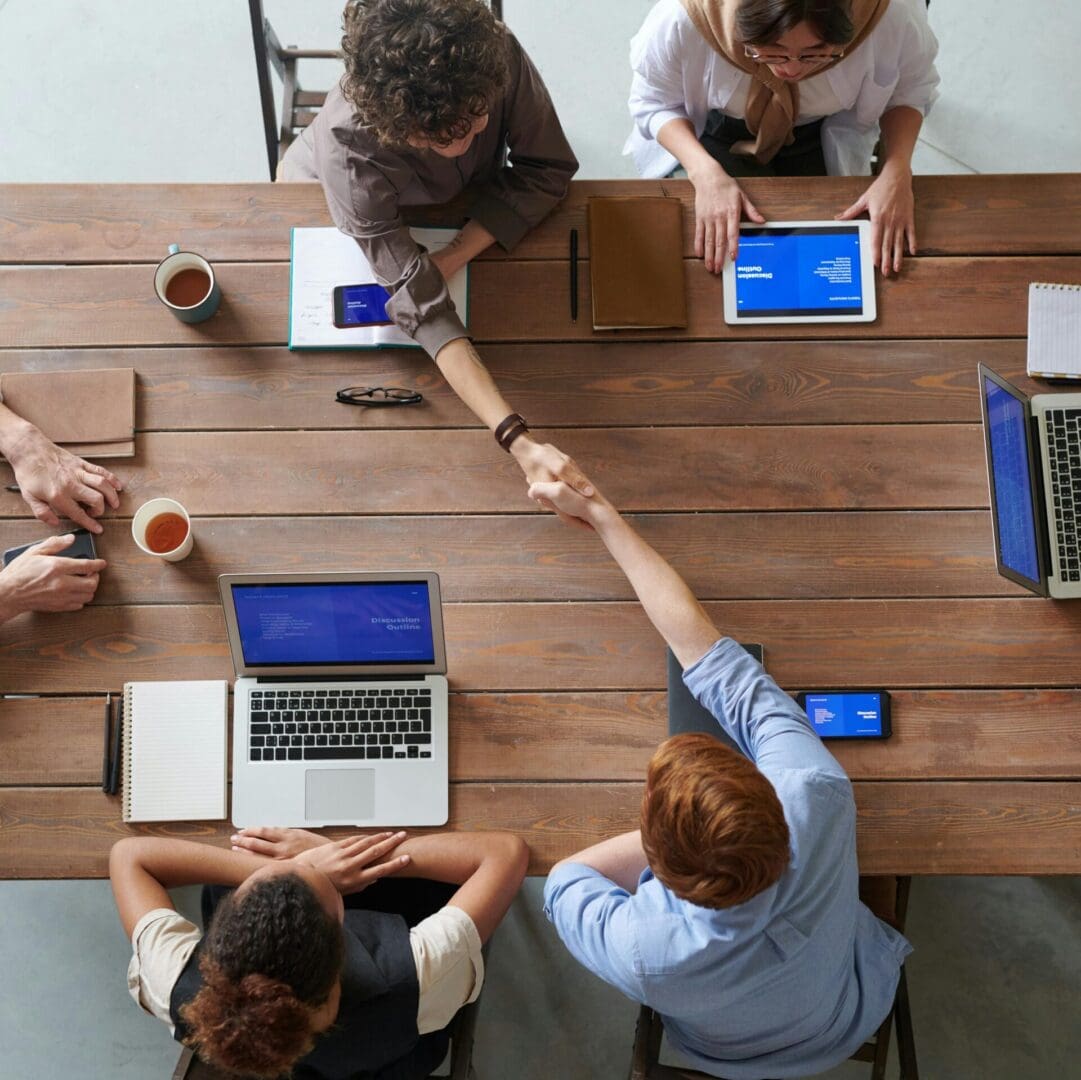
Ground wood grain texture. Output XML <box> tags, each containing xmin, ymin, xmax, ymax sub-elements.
<box><xmin>3</xmin><ymin>599</ymin><xmax>1081</xmax><ymax>694</ymax></box>
<box><xmin>0</xmin><ymin>340</ymin><xmax>1030</xmax><ymax>430</ymax></box>
<box><xmin>0</xmin><ymin>426</ymin><xmax>990</xmax><ymax>518</ymax></box>
<box><xmin>0</xmin><ymin>512</ymin><xmax>1020</xmax><ymax>606</ymax></box>
<box><xmin>9</xmin><ymin>689</ymin><xmax>1081</xmax><ymax>787</ymax></box>
<box><xmin>3</xmin><ymin>781</ymin><xmax>1080</xmax><ymax>877</ymax></box>
<box><xmin>4</xmin><ymin>258</ymin><xmax>1080</xmax><ymax>347</ymax></box>
<box><xmin>2</xmin><ymin>176</ymin><xmax>1078</xmax><ymax>263</ymax></box>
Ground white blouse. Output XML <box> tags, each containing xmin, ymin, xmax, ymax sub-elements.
<box><xmin>626</xmin><ymin>0</ymin><xmax>940</xmax><ymax>177</ymax></box>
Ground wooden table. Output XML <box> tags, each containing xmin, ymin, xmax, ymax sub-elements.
<box><xmin>2</xmin><ymin>176</ymin><xmax>1081</xmax><ymax>878</ymax></box>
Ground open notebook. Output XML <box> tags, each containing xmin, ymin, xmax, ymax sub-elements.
<box><xmin>121</xmin><ymin>680</ymin><xmax>229</xmax><ymax>822</ymax></box>
<box><xmin>289</xmin><ymin>226</ymin><xmax>469</xmax><ymax>349</ymax></box>
<box><xmin>1027</xmin><ymin>282</ymin><xmax>1081</xmax><ymax>380</ymax></box>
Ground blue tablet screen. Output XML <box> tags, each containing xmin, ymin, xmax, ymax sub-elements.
<box><xmin>734</xmin><ymin>226</ymin><xmax>864</xmax><ymax>317</ymax></box>
<box><xmin>802</xmin><ymin>692</ymin><xmax>884</xmax><ymax>737</ymax></box>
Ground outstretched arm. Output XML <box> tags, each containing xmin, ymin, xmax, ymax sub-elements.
<box><xmin>529</xmin><ymin>480</ymin><xmax>719</xmax><ymax>668</ymax></box>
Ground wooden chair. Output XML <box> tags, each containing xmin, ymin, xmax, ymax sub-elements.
<box><xmin>629</xmin><ymin>876</ymin><xmax>918</xmax><ymax>1080</ymax></box>
<box><xmin>248</xmin><ymin>0</ymin><xmax>506</xmax><ymax>181</ymax></box>
<box><xmin>171</xmin><ymin>986</ymin><xmax>483</xmax><ymax>1079</ymax></box>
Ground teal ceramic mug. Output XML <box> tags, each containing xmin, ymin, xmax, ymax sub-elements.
<box><xmin>153</xmin><ymin>244</ymin><xmax>221</xmax><ymax>323</ymax></box>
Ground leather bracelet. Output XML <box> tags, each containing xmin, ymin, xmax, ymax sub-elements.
<box><xmin>494</xmin><ymin>412</ymin><xmax>529</xmax><ymax>452</ymax></box>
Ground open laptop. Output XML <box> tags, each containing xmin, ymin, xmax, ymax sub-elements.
<box><xmin>219</xmin><ymin>571</ymin><xmax>449</xmax><ymax>827</ymax></box>
<box><xmin>978</xmin><ymin>364</ymin><xmax>1081</xmax><ymax>598</ymax></box>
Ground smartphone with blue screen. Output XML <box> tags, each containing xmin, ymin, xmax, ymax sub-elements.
<box><xmin>333</xmin><ymin>283</ymin><xmax>392</xmax><ymax>328</ymax></box>
<box><xmin>795</xmin><ymin>690</ymin><xmax>891</xmax><ymax>740</ymax></box>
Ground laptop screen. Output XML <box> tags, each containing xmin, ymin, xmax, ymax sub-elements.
<box><xmin>981</xmin><ymin>372</ymin><xmax>1042</xmax><ymax>586</ymax></box>
<box><xmin>230</xmin><ymin>580</ymin><xmax>436</xmax><ymax>667</ymax></box>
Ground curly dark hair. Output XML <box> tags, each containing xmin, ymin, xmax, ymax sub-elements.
<box><xmin>180</xmin><ymin>874</ymin><xmax>344</xmax><ymax>1078</ymax></box>
<box><xmin>340</xmin><ymin>0</ymin><xmax>510</xmax><ymax>147</ymax></box>
<box><xmin>737</xmin><ymin>0</ymin><xmax>855</xmax><ymax>46</ymax></box>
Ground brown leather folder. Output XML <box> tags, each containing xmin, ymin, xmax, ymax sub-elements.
<box><xmin>587</xmin><ymin>196</ymin><xmax>687</xmax><ymax>330</ymax></box>
<box><xmin>0</xmin><ymin>368</ymin><xmax>136</xmax><ymax>459</ymax></box>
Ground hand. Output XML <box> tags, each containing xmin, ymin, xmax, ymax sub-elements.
<box><xmin>231</xmin><ymin>826</ymin><xmax>330</xmax><ymax>860</ymax></box>
<box><xmin>528</xmin><ymin>478</ymin><xmax>616</xmax><ymax>533</ymax></box>
<box><xmin>0</xmin><ymin>533</ymin><xmax>107</xmax><ymax>622</ymax></box>
<box><xmin>5</xmin><ymin>422</ymin><xmax>122</xmax><ymax>534</ymax></box>
<box><xmin>836</xmin><ymin>163</ymin><xmax>916</xmax><ymax>277</ymax></box>
<box><xmin>688</xmin><ymin>162</ymin><xmax>765</xmax><ymax>273</ymax></box>
<box><xmin>511</xmin><ymin>437</ymin><xmax>595</xmax><ymax>527</ymax></box>
<box><xmin>294</xmin><ymin>831</ymin><xmax>411</xmax><ymax>895</ymax></box>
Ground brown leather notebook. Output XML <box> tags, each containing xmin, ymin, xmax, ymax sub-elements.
<box><xmin>587</xmin><ymin>196</ymin><xmax>687</xmax><ymax>330</ymax></box>
<box><xmin>0</xmin><ymin>368</ymin><xmax>136</xmax><ymax>459</ymax></box>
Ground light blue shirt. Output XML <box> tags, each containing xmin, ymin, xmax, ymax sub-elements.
<box><xmin>543</xmin><ymin>637</ymin><xmax>911</xmax><ymax>1079</ymax></box>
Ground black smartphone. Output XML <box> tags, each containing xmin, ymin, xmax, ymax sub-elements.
<box><xmin>795</xmin><ymin>690</ymin><xmax>891</xmax><ymax>740</ymax></box>
<box><xmin>2</xmin><ymin>528</ymin><xmax>98</xmax><ymax>567</ymax></box>
<box><xmin>332</xmin><ymin>283</ymin><xmax>393</xmax><ymax>328</ymax></box>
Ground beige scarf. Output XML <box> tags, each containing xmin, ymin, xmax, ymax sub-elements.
<box><xmin>679</xmin><ymin>0</ymin><xmax>890</xmax><ymax>163</ymax></box>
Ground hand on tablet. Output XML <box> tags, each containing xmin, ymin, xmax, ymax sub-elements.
<box><xmin>836</xmin><ymin>164</ymin><xmax>916</xmax><ymax>277</ymax></box>
<box><xmin>689</xmin><ymin>162</ymin><xmax>765</xmax><ymax>274</ymax></box>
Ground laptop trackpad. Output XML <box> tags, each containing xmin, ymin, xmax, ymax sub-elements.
<box><xmin>306</xmin><ymin>769</ymin><xmax>376</xmax><ymax>822</ymax></box>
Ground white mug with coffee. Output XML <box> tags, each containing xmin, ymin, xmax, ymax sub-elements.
<box><xmin>132</xmin><ymin>498</ymin><xmax>194</xmax><ymax>562</ymax></box>
<box><xmin>153</xmin><ymin>244</ymin><xmax>221</xmax><ymax>324</ymax></box>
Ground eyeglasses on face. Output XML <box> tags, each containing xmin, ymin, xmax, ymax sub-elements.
<box><xmin>743</xmin><ymin>44</ymin><xmax>845</xmax><ymax>66</ymax></box>
<box><xmin>335</xmin><ymin>386</ymin><xmax>424</xmax><ymax>407</ymax></box>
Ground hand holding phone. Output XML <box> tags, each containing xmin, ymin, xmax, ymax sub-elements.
<box><xmin>0</xmin><ymin>532</ymin><xmax>106</xmax><ymax>622</ymax></box>
<box><xmin>795</xmin><ymin>690</ymin><xmax>891</xmax><ymax>740</ymax></box>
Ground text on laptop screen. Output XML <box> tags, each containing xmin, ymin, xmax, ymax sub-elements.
<box><xmin>983</xmin><ymin>377</ymin><xmax>1041</xmax><ymax>584</ymax></box>
<box><xmin>734</xmin><ymin>226</ymin><xmax>863</xmax><ymax>317</ymax></box>
<box><xmin>232</xmin><ymin>582</ymin><xmax>435</xmax><ymax>666</ymax></box>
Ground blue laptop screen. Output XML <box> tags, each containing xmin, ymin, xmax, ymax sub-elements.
<box><xmin>734</xmin><ymin>226</ymin><xmax>863</xmax><ymax>317</ymax></box>
<box><xmin>802</xmin><ymin>692</ymin><xmax>884</xmax><ymax>737</ymax></box>
<box><xmin>232</xmin><ymin>581</ymin><xmax>435</xmax><ymax>666</ymax></box>
<box><xmin>983</xmin><ymin>377</ymin><xmax>1041</xmax><ymax>584</ymax></box>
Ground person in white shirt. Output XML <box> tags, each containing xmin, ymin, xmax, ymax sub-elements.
<box><xmin>626</xmin><ymin>0</ymin><xmax>939</xmax><ymax>276</ymax></box>
<box><xmin>111</xmin><ymin>827</ymin><xmax>528</xmax><ymax>1078</ymax></box>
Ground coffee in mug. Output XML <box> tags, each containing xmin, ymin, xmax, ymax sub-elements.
<box><xmin>132</xmin><ymin>498</ymin><xmax>194</xmax><ymax>562</ymax></box>
<box><xmin>154</xmin><ymin>244</ymin><xmax>221</xmax><ymax>324</ymax></box>
<box><xmin>144</xmin><ymin>511</ymin><xmax>189</xmax><ymax>554</ymax></box>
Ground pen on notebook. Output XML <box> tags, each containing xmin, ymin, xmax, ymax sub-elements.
<box><xmin>107</xmin><ymin>694</ymin><xmax>123</xmax><ymax>795</ymax></box>
<box><xmin>101</xmin><ymin>692</ymin><xmax>112</xmax><ymax>792</ymax></box>
<box><xmin>569</xmin><ymin>228</ymin><xmax>578</xmax><ymax>323</ymax></box>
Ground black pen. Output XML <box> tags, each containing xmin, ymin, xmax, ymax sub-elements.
<box><xmin>108</xmin><ymin>694</ymin><xmax>123</xmax><ymax>795</ymax></box>
<box><xmin>102</xmin><ymin>692</ymin><xmax>112</xmax><ymax>791</ymax></box>
<box><xmin>4</xmin><ymin>484</ymin><xmax>19</xmax><ymax>493</ymax></box>
<box><xmin>569</xmin><ymin>228</ymin><xmax>578</xmax><ymax>323</ymax></box>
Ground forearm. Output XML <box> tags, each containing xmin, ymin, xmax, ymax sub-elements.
<box><xmin>431</xmin><ymin>220</ymin><xmax>496</xmax><ymax>281</ymax></box>
<box><xmin>433</xmin><ymin>336</ymin><xmax>517</xmax><ymax>432</ymax></box>
<box><xmin>552</xmin><ymin>830</ymin><xmax>648</xmax><ymax>893</ymax></box>
<box><xmin>110</xmin><ymin>838</ymin><xmax>266</xmax><ymax>937</ymax></box>
<box><xmin>877</xmin><ymin>105</ymin><xmax>923</xmax><ymax>171</ymax></box>
<box><xmin>0</xmin><ymin>404</ymin><xmax>37</xmax><ymax>461</ymax></box>
<box><xmin>657</xmin><ymin>117</ymin><xmax>727</xmax><ymax>184</ymax></box>
<box><xmin>594</xmin><ymin>507</ymin><xmax>719</xmax><ymax>668</ymax></box>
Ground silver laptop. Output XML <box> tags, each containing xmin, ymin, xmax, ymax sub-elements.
<box><xmin>978</xmin><ymin>365</ymin><xmax>1081</xmax><ymax>599</ymax></box>
<box><xmin>219</xmin><ymin>571</ymin><xmax>449</xmax><ymax>827</ymax></box>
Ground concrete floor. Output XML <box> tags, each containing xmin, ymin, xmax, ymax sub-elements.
<box><xmin>2</xmin><ymin>0</ymin><xmax>1081</xmax><ymax>1077</ymax></box>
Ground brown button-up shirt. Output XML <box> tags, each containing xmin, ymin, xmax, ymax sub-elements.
<box><xmin>308</xmin><ymin>30</ymin><xmax>579</xmax><ymax>358</ymax></box>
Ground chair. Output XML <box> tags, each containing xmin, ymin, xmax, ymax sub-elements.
<box><xmin>248</xmin><ymin>0</ymin><xmax>506</xmax><ymax>181</ymax></box>
<box><xmin>171</xmin><ymin>988</ymin><xmax>483</xmax><ymax>1079</ymax></box>
<box><xmin>628</xmin><ymin>876</ymin><xmax>918</xmax><ymax>1080</ymax></box>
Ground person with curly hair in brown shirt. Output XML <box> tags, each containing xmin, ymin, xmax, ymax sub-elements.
<box><xmin>282</xmin><ymin>0</ymin><xmax>591</xmax><ymax>508</ymax></box>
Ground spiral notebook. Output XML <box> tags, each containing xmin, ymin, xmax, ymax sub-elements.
<box><xmin>121</xmin><ymin>680</ymin><xmax>229</xmax><ymax>822</ymax></box>
<box><xmin>1026</xmin><ymin>282</ymin><xmax>1081</xmax><ymax>380</ymax></box>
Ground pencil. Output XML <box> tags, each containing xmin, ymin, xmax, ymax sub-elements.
<box><xmin>101</xmin><ymin>692</ymin><xmax>112</xmax><ymax>791</ymax></box>
<box><xmin>108</xmin><ymin>694</ymin><xmax>123</xmax><ymax>795</ymax></box>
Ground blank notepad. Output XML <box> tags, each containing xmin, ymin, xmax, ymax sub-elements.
<box><xmin>122</xmin><ymin>680</ymin><xmax>229</xmax><ymax>822</ymax></box>
<box><xmin>1027</xmin><ymin>282</ymin><xmax>1081</xmax><ymax>379</ymax></box>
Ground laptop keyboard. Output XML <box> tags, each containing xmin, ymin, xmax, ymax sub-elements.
<box><xmin>248</xmin><ymin>687</ymin><xmax>433</xmax><ymax>762</ymax></box>
<box><xmin>1046</xmin><ymin>408</ymin><xmax>1081</xmax><ymax>583</ymax></box>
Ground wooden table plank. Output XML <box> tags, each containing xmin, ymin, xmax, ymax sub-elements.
<box><xmin>2</xmin><ymin>176</ymin><xmax>1078</xmax><ymax>263</ymax></box>
<box><xmin>0</xmin><ymin>426</ymin><xmax>990</xmax><ymax>517</ymax></box>
<box><xmin>8</xmin><ymin>689</ymin><xmax>1081</xmax><ymax>787</ymax></box>
<box><xmin>0</xmin><ymin>511</ymin><xmax>1021</xmax><ymax>605</ymax></box>
<box><xmin>3</xmin><ymin>258</ymin><xmax>1080</xmax><ymax>347</ymax></box>
<box><xmin>4</xmin><ymin>599</ymin><xmax>1081</xmax><ymax>694</ymax></box>
<box><xmin>3</xmin><ymin>781</ymin><xmax>1080</xmax><ymax>877</ymax></box>
<box><xmin>0</xmin><ymin>340</ymin><xmax>1032</xmax><ymax>430</ymax></box>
